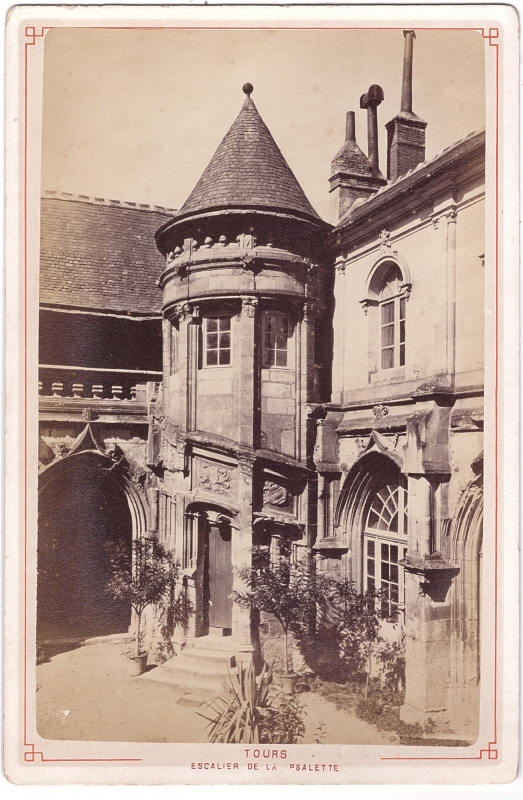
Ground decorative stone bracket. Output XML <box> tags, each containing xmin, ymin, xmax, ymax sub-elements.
<box><xmin>400</xmin><ymin>552</ymin><xmax>460</xmax><ymax>603</ymax></box>
<box><xmin>402</xmin><ymin>403</ymin><xmax>452</xmax><ymax>475</ymax></box>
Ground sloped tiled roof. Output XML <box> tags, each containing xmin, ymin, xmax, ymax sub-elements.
<box><xmin>176</xmin><ymin>92</ymin><xmax>322</xmax><ymax>223</ymax></box>
<box><xmin>336</xmin><ymin>128</ymin><xmax>485</xmax><ymax>229</ymax></box>
<box><xmin>40</xmin><ymin>192</ymin><xmax>175</xmax><ymax>313</ymax></box>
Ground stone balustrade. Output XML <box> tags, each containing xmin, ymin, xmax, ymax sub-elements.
<box><xmin>38</xmin><ymin>366</ymin><xmax>161</xmax><ymax>401</ymax></box>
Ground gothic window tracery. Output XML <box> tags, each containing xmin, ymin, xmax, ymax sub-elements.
<box><xmin>364</xmin><ymin>477</ymin><xmax>408</xmax><ymax>623</ymax></box>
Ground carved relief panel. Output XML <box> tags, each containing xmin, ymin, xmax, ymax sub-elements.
<box><xmin>194</xmin><ymin>457</ymin><xmax>237</xmax><ymax>502</ymax></box>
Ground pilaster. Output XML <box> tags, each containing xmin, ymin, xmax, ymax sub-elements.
<box><xmin>231</xmin><ymin>451</ymin><xmax>256</xmax><ymax>663</ymax></box>
<box><xmin>237</xmin><ymin>296</ymin><xmax>258</xmax><ymax>448</ymax></box>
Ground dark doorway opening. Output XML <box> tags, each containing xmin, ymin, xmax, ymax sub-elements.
<box><xmin>37</xmin><ymin>456</ymin><xmax>132</xmax><ymax>649</ymax></box>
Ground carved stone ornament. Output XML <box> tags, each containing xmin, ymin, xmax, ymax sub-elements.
<box><xmin>237</xmin><ymin>233</ymin><xmax>257</xmax><ymax>249</ymax></box>
<box><xmin>241</xmin><ymin>296</ymin><xmax>259</xmax><ymax>317</ymax></box>
<box><xmin>359</xmin><ymin>298</ymin><xmax>378</xmax><ymax>315</ymax></box>
<box><xmin>160</xmin><ymin>439</ymin><xmax>185</xmax><ymax>473</ymax></box>
<box><xmin>51</xmin><ymin>442</ymin><xmax>71</xmax><ymax>460</ymax></box>
<box><xmin>237</xmin><ymin>451</ymin><xmax>256</xmax><ymax>476</ymax></box>
<box><xmin>173</xmin><ymin>302</ymin><xmax>196</xmax><ymax>323</ymax></box>
<box><xmin>263</xmin><ymin>480</ymin><xmax>290</xmax><ymax>507</ymax></box>
<box><xmin>241</xmin><ymin>253</ymin><xmax>260</xmax><ymax>272</ymax></box>
<box><xmin>372</xmin><ymin>404</ymin><xmax>389</xmax><ymax>419</ymax></box>
<box><xmin>378</xmin><ymin>229</ymin><xmax>398</xmax><ymax>257</ymax></box>
<box><xmin>130</xmin><ymin>466</ymin><xmax>148</xmax><ymax>489</ymax></box>
<box><xmin>303</xmin><ymin>301</ymin><xmax>318</xmax><ymax>322</ymax></box>
<box><xmin>400</xmin><ymin>282</ymin><xmax>412</xmax><ymax>301</ymax></box>
<box><xmin>199</xmin><ymin>462</ymin><xmax>232</xmax><ymax>496</ymax></box>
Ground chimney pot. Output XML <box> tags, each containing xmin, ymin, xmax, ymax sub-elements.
<box><xmin>360</xmin><ymin>84</ymin><xmax>385</xmax><ymax>179</ymax></box>
<box><xmin>401</xmin><ymin>30</ymin><xmax>416</xmax><ymax>114</ymax></box>
<box><xmin>345</xmin><ymin>111</ymin><xmax>356</xmax><ymax>142</ymax></box>
<box><xmin>386</xmin><ymin>30</ymin><xmax>427</xmax><ymax>181</ymax></box>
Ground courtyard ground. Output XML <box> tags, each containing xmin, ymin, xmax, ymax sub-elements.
<box><xmin>36</xmin><ymin>641</ymin><xmax>397</xmax><ymax>745</ymax></box>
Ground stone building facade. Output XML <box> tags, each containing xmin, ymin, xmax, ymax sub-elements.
<box><xmin>37</xmin><ymin>34</ymin><xmax>485</xmax><ymax>739</ymax></box>
<box><xmin>37</xmin><ymin>192</ymin><xmax>173</xmax><ymax>642</ymax></box>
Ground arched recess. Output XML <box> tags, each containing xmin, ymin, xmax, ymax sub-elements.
<box><xmin>37</xmin><ymin>451</ymin><xmax>148</xmax><ymax>645</ymax></box>
<box><xmin>449</xmin><ymin>465</ymin><xmax>483</xmax><ymax>694</ymax></box>
<box><xmin>335</xmin><ymin>450</ymin><xmax>403</xmax><ymax>588</ymax></box>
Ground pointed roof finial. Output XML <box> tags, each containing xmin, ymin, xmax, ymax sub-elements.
<box><xmin>242</xmin><ymin>82</ymin><xmax>253</xmax><ymax>97</ymax></box>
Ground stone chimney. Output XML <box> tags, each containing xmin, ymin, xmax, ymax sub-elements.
<box><xmin>385</xmin><ymin>31</ymin><xmax>427</xmax><ymax>181</ymax></box>
<box><xmin>329</xmin><ymin>110</ymin><xmax>386</xmax><ymax>222</ymax></box>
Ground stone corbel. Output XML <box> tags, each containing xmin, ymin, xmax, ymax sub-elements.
<box><xmin>400</xmin><ymin>552</ymin><xmax>460</xmax><ymax>603</ymax></box>
<box><xmin>163</xmin><ymin>423</ymin><xmax>190</xmax><ymax>474</ymax></box>
<box><xmin>400</xmin><ymin>282</ymin><xmax>412</xmax><ymax>301</ymax></box>
<box><xmin>359</xmin><ymin>298</ymin><xmax>378</xmax><ymax>315</ymax></box>
<box><xmin>402</xmin><ymin>410</ymin><xmax>427</xmax><ymax>474</ymax></box>
<box><xmin>241</xmin><ymin>253</ymin><xmax>261</xmax><ymax>273</ymax></box>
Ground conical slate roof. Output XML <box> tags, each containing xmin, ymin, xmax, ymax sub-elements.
<box><xmin>175</xmin><ymin>87</ymin><xmax>322</xmax><ymax>223</ymax></box>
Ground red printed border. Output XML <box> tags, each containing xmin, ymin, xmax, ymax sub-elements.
<box><xmin>23</xmin><ymin>22</ymin><xmax>499</xmax><ymax>767</ymax></box>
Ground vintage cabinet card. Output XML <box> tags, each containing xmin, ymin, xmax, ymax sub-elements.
<box><xmin>4</xmin><ymin>3</ymin><xmax>519</xmax><ymax>786</ymax></box>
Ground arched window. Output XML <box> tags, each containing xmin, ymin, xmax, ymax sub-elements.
<box><xmin>363</xmin><ymin>476</ymin><xmax>408</xmax><ymax>622</ymax></box>
<box><xmin>379</xmin><ymin>265</ymin><xmax>406</xmax><ymax>370</ymax></box>
<box><xmin>360</xmin><ymin>254</ymin><xmax>411</xmax><ymax>378</ymax></box>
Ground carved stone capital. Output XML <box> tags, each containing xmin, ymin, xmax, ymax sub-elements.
<box><xmin>241</xmin><ymin>295</ymin><xmax>259</xmax><ymax>318</ymax></box>
<box><xmin>303</xmin><ymin>300</ymin><xmax>316</xmax><ymax>322</ymax></box>
<box><xmin>237</xmin><ymin>450</ymin><xmax>256</xmax><ymax>476</ymax></box>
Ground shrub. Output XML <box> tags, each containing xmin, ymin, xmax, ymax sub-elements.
<box><xmin>235</xmin><ymin>560</ymin><xmax>322</xmax><ymax>674</ymax></box>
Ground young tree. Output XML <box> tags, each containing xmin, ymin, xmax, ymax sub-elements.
<box><xmin>107</xmin><ymin>536</ymin><xmax>171</xmax><ymax>657</ymax></box>
<box><xmin>236</xmin><ymin>559</ymin><xmax>322</xmax><ymax>674</ymax></box>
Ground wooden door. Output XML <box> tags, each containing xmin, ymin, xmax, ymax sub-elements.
<box><xmin>207</xmin><ymin>523</ymin><xmax>233</xmax><ymax>630</ymax></box>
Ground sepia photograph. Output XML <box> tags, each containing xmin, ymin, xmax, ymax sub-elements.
<box><xmin>4</xmin><ymin>3</ymin><xmax>519</xmax><ymax>786</ymax></box>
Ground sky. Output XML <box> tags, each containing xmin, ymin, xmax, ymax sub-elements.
<box><xmin>41</xmin><ymin>27</ymin><xmax>485</xmax><ymax>223</ymax></box>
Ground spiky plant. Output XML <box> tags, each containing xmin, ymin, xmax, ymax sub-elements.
<box><xmin>199</xmin><ymin>663</ymin><xmax>274</xmax><ymax>743</ymax></box>
<box><xmin>198</xmin><ymin>663</ymin><xmax>306</xmax><ymax>744</ymax></box>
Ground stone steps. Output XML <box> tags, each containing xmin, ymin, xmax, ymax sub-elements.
<box><xmin>140</xmin><ymin>634</ymin><xmax>237</xmax><ymax>699</ymax></box>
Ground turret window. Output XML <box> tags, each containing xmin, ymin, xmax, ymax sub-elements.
<box><xmin>262</xmin><ymin>313</ymin><xmax>289</xmax><ymax>367</ymax></box>
<box><xmin>205</xmin><ymin>317</ymin><xmax>231</xmax><ymax>366</ymax></box>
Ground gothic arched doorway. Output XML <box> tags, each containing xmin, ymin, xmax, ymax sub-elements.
<box><xmin>37</xmin><ymin>453</ymin><xmax>133</xmax><ymax>646</ymax></box>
